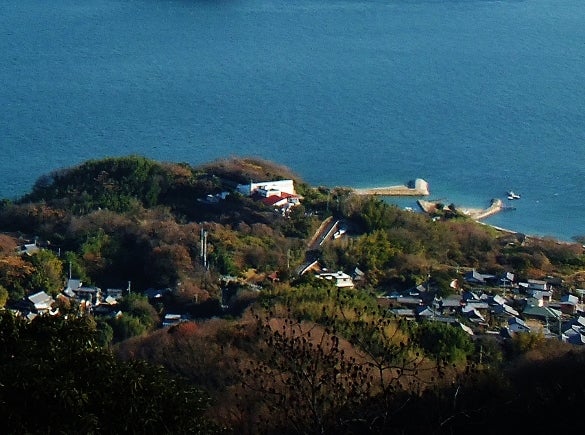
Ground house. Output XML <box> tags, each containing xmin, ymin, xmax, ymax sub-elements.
<box><xmin>162</xmin><ymin>313</ymin><xmax>184</xmax><ymax>327</ymax></box>
<box><xmin>62</xmin><ymin>278</ymin><xmax>103</xmax><ymax>305</ymax></box>
<box><xmin>74</xmin><ymin>286</ymin><xmax>102</xmax><ymax>305</ymax></box>
<box><xmin>352</xmin><ymin>267</ymin><xmax>365</xmax><ymax>282</ymax></box>
<box><xmin>462</xmin><ymin>305</ymin><xmax>485</xmax><ymax>323</ymax></box>
<box><xmin>562</xmin><ymin>316</ymin><xmax>585</xmax><ymax>331</ymax></box>
<box><xmin>18</xmin><ymin>242</ymin><xmax>40</xmax><ymax>256</ymax></box>
<box><xmin>438</xmin><ymin>295</ymin><xmax>463</xmax><ymax>315</ymax></box>
<box><xmin>236</xmin><ymin>179</ymin><xmax>296</xmax><ymax>197</ymax></box>
<box><xmin>522</xmin><ymin>288</ymin><xmax>553</xmax><ymax>304</ymax></box>
<box><xmin>28</xmin><ymin>291</ymin><xmax>56</xmax><ymax>315</ymax></box>
<box><xmin>499</xmin><ymin>272</ymin><xmax>515</xmax><ymax>288</ymax></box>
<box><xmin>491</xmin><ymin>303</ymin><xmax>519</xmax><ymax>317</ymax></box>
<box><xmin>489</xmin><ymin>294</ymin><xmax>519</xmax><ymax>316</ymax></box>
<box><xmin>522</xmin><ymin>304</ymin><xmax>561</xmax><ymax>323</ymax></box>
<box><xmin>465</xmin><ymin>300</ymin><xmax>490</xmax><ymax>311</ymax></box>
<box><xmin>106</xmin><ymin>288</ymin><xmax>124</xmax><ymax>301</ymax></box>
<box><xmin>317</xmin><ymin>271</ymin><xmax>354</xmax><ymax>289</ymax></box>
<box><xmin>562</xmin><ymin>326</ymin><xmax>585</xmax><ymax>345</ymax></box>
<box><xmin>559</xmin><ymin>294</ymin><xmax>580</xmax><ymax>315</ymax></box>
<box><xmin>524</xmin><ymin>279</ymin><xmax>552</xmax><ymax>292</ymax></box>
<box><xmin>260</xmin><ymin>192</ymin><xmax>301</xmax><ymax>215</ymax></box>
<box><xmin>394</xmin><ymin>296</ymin><xmax>424</xmax><ymax>307</ymax></box>
<box><xmin>491</xmin><ymin>294</ymin><xmax>508</xmax><ymax>306</ymax></box>
<box><xmin>409</xmin><ymin>284</ymin><xmax>428</xmax><ymax>296</ymax></box>
<box><xmin>508</xmin><ymin>317</ymin><xmax>531</xmax><ymax>333</ymax></box>
<box><xmin>261</xmin><ymin>195</ymin><xmax>290</xmax><ymax>208</ymax></box>
<box><xmin>389</xmin><ymin>308</ymin><xmax>416</xmax><ymax>320</ymax></box>
<box><xmin>415</xmin><ymin>306</ymin><xmax>441</xmax><ymax>318</ymax></box>
<box><xmin>462</xmin><ymin>290</ymin><xmax>481</xmax><ymax>302</ymax></box>
<box><xmin>63</xmin><ymin>278</ymin><xmax>82</xmax><ymax>297</ymax></box>
<box><xmin>464</xmin><ymin>269</ymin><xmax>496</xmax><ymax>285</ymax></box>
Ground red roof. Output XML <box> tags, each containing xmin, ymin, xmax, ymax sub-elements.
<box><xmin>261</xmin><ymin>196</ymin><xmax>286</xmax><ymax>206</ymax></box>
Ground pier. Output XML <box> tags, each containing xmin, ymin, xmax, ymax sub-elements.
<box><xmin>353</xmin><ymin>178</ymin><xmax>429</xmax><ymax>196</ymax></box>
<box><xmin>417</xmin><ymin>198</ymin><xmax>504</xmax><ymax>221</ymax></box>
<box><xmin>462</xmin><ymin>199</ymin><xmax>504</xmax><ymax>220</ymax></box>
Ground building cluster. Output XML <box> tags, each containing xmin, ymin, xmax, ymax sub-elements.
<box><xmin>202</xmin><ymin>179</ymin><xmax>302</xmax><ymax>216</ymax></box>
<box><xmin>10</xmin><ymin>278</ymin><xmax>129</xmax><ymax>322</ymax></box>
<box><xmin>383</xmin><ymin>269</ymin><xmax>585</xmax><ymax>345</ymax></box>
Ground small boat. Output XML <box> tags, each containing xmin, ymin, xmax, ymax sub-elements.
<box><xmin>507</xmin><ymin>191</ymin><xmax>521</xmax><ymax>200</ymax></box>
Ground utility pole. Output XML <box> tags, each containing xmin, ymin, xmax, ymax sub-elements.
<box><xmin>200</xmin><ymin>228</ymin><xmax>208</xmax><ymax>269</ymax></box>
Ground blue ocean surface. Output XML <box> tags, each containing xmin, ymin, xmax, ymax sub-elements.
<box><xmin>1</xmin><ymin>0</ymin><xmax>584</xmax><ymax>241</ymax></box>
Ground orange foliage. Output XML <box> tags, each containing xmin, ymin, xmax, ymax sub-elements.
<box><xmin>168</xmin><ymin>321</ymin><xmax>198</xmax><ymax>338</ymax></box>
<box><xmin>0</xmin><ymin>255</ymin><xmax>34</xmax><ymax>282</ymax></box>
<box><xmin>0</xmin><ymin>235</ymin><xmax>18</xmax><ymax>256</ymax></box>
<box><xmin>162</xmin><ymin>163</ymin><xmax>194</xmax><ymax>182</ymax></box>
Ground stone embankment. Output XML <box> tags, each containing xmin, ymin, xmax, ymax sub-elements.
<box><xmin>352</xmin><ymin>178</ymin><xmax>429</xmax><ymax>196</ymax></box>
<box><xmin>417</xmin><ymin>198</ymin><xmax>504</xmax><ymax>221</ymax></box>
<box><xmin>463</xmin><ymin>199</ymin><xmax>503</xmax><ymax>220</ymax></box>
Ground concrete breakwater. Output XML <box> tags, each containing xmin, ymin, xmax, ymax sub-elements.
<box><xmin>417</xmin><ymin>198</ymin><xmax>504</xmax><ymax>221</ymax></box>
<box><xmin>352</xmin><ymin>178</ymin><xmax>429</xmax><ymax>196</ymax></box>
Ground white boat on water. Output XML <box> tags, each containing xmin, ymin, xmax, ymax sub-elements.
<box><xmin>507</xmin><ymin>191</ymin><xmax>521</xmax><ymax>200</ymax></box>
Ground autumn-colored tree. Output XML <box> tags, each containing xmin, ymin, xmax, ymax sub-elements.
<box><xmin>0</xmin><ymin>255</ymin><xmax>34</xmax><ymax>301</ymax></box>
<box><xmin>148</xmin><ymin>244</ymin><xmax>193</xmax><ymax>288</ymax></box>
<box><xmin>0</xmin><ymin>234</ymin><xmax>17</xmax><ymax>255</ymax></box>
<box><xmin>239</xmin><ymin>314</ymin><xmax>373</xmax><ymax>434</ymax></box>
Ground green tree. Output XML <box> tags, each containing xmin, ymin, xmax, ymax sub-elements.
<box><xmin>62</xmin><ymin>250</ymin><xmax>89</xmax><ymax>282</ymax></box>
<box><xmin>26</xmin><ymin>249</ymin><xmax>64</xmax><ymax>295</ymax></box>
<box><xmin>119</xmin><ymin>293</ymin><xmax>160</xmax><ymax>329</ymax></box>
<box><xmin>412</xmin><ymin>321</ymin><xmax>474</xmax><ymax>363</ymax></box>
<box><xmin>0</xmin><ymin>284</ymin><xmax>8</xmax><ymax>308</ymax></box>
<box><xmin>109</xmin><ymin>314</ymin><xmax>149</xmax><ymax>342</ymax></box>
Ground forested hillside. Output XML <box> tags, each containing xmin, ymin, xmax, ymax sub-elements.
<box><xmin>1</xmin><ymin>155</ymin><xmax>585</xmax><ymax>434</ymax></box>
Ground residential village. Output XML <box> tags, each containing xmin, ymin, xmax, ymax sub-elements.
<box><xmin>6</xmin><ymin>176</ymin><xmax>585</xmax><ymax>349</ymax></box>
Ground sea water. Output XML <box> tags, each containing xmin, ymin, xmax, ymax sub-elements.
<box><xmin>1</xmin><ymin>0</ymin><xmax>584</xmax><ymax>241</ymax></box>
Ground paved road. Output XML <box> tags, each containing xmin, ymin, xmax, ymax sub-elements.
<box><xmin>296</xmin><ymin>217</ymin><xmax>341</xmax><ymax>275</ymax></box>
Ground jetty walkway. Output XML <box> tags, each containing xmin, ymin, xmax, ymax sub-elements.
<box><xmin>463</xmin><ymin>199</ymin><xmax>504</xmax><ymax>220</ymax></box>
<box><xmin>352</xmin><ymin>178</ymin><xmax>429</xmax><ymax>196</ymax></box>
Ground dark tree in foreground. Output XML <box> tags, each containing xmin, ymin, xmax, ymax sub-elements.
<box><xmin>0</xmin><ymin>312</ymin><xmax>220</xmax><ymax>434</ymax></box>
